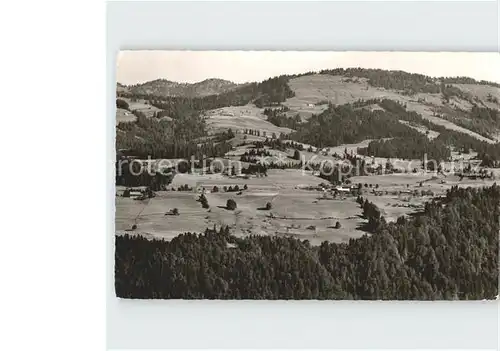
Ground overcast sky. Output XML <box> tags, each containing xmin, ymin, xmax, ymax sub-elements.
<box><xmin>116</xmin><ymin>51</ymin><xmax>500</xmax><ymax>85</ymax></box>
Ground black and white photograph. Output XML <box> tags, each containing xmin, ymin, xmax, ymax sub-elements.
<box><xmin>114</xmin><ymin>51</ymin><xmax>499</xmax><ymax>300</ymax></box>
<box><xmin>5</xmin><ymin>1</ymin><xmax>500</xmax><ymax>350</ymax></box>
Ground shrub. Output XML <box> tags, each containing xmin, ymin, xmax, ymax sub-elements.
<box><xmin>334</xmin><ymin>221</ymin><xmax>341</xmax><ymax>229</ymax></box>
<box><xmin>244</xmin><ymin>184</ymin><xmax>248</xmax><ymax>190</ymax></box>
<box><xmin>226</xmin><ymin>199</ymin><xmax>237</xmax><ymax>210</ymax></box>
<box><xmin>265</xmin><ymin>202</ymin><xmax>272</xmax><ymax>210</ymax></box>
<box><xmin>212</xmin><ymin>186</ymin><xmax>219</xmax><ymax>193</ymax></box>
<box><xmin>172</xmin><ymin>208</ymin><xmax>179</xmax><ymax>216</ymax></box>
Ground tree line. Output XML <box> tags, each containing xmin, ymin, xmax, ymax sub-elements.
<box><xmin>358</xmin><ymin>136</ymin><xmax>451</xmax><ymax>162</ymax></box>
<box><xmin>116</xmin><ymin>110</ymin><xmax>232</xmax><ymax>160</ymax></box>
<box><xmin>289</xmin><ymin>102</ymin><xmax>424</xmax><ymax>148</ymax></box>
<box><xmin>263</xmin><ymin>107</ymin><xmax>301</xmax><ymax>129</ymax></box>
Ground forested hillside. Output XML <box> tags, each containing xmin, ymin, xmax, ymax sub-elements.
<box><xmin>319</xmin><ymin>68</ymin><xmax>500</xmax><ymax>94</ymax></box>
<box><xmin>115</xmin><ymin>75</ymin><xmax>296</xmax><ymax>161</ymax></box>
<box><xmin>117</xmin><ymin>68</ymin><xmax>500</xmax><ymax>147</ymax></box>
<box><xmin>115</xmin><ymin>185</ymin><xmax>500</xmax><ymax>300</ymax></box>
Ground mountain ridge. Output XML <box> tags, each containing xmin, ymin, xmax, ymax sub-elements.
<box><xmin>117</xmin><ymin>78</ymin><xmax>242</xmax><ymax>97</ymax></box>
<box><xmin>117</xmin><ymin>68</ymin><xmax>500</xmax><ymax>93</ymax></box>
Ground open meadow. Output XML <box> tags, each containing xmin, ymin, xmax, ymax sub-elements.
<box><xmin>204</xmin><ymin>105</ymin><xmax>293</xmax><ymax>136</ymax></box>
<box><xmin>116</xmin><ymin>169</ymin><xmax>368</xmax><ymax>244</ymax></box>
<box><xmin>114</xmin><ymin>52</ymin><xmax>500</xmax><ymax>301</ymax></box>
<box><xmin>116</xmin><ymin>152</ymin><xmax>498</xmax><ymax>246</ymax></box>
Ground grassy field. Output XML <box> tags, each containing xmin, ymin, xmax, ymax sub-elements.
<box><xmin>399</xmin><ymin>120</ymin><xmax>440</xmax><ymax>139</ymax></box>
<box><xmin>451</xmin><ymin>83</ymin><xmax>500</xmax><ymax>110</ymax></box>
<box><xmin>204</xmin><ymin>105</ymin><xmax>293</xmax><ymax>136</ymax></box>
<box><xmin>121</xmin><ymin>98</ymin><xmax>161</xmax><ymax>117</ymax></box>
<box><xmin>116</xmin><ymin>157</ymin><xmax>498</xmax><ymax>245</ymax></box>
